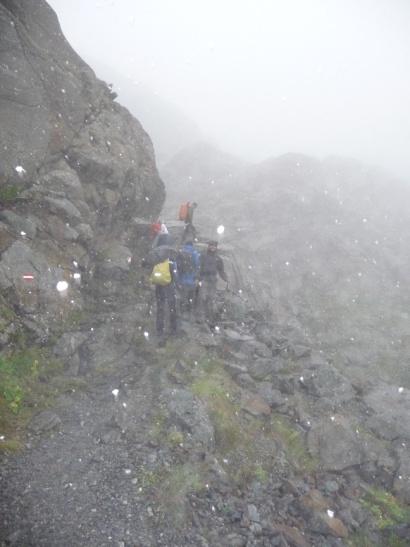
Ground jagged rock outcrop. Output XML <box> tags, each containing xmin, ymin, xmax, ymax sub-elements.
<box><xmin>0</xmin><ymin>0</ymin><xmax>164</xmax><ymax>344</ymax></box>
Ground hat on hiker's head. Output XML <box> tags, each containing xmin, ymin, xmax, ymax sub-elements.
<box><xmin>208</xmin><ymin>240</ymin><xmax>218</xmax><ymax>247</ymax></box>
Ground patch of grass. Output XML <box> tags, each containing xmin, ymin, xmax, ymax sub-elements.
<box><xmin>270</xmin><ymin>414</ymin><xmax>317</xmax><ymax>472</ymax></box>
<box><xmin>0</xmin><ymin>438</ymin><xmax>23</xmax><ymax>453</ymax></box>
<box><xmin>191</xmin><ymin>369</ymin><xmax>242</xmax><ymax>453</ymax></box>
<box><xmin>0</xmin><ymin>184</ymin><xmax>22</xmax><ymax>203</ymax></box>
<box><xmin>349</xmin><ymin>530</ymin><xmax>410</xmax><ymax>547</ymax></box>
<box><xmin>50</xmin><ymin>376</ymin><xmax>88</xmax><ymax>394</ymax></box>
<box><xmin>154</xmin><ymin>463</ymin><xmax>205</xmax><ymax>526</ymax></box>
<box><xmin>191</xmin><ymin>358</ymin><xmax>275</xmax><ymax>486</ymax></box>
<box><xmin>148</xmin><ymin>411</ymin><xmax>167</xmax><ymax>444</ymax></box>
<box><xmin>161</xmin><ymin>463</ymin><xmax>203</xmax><ymax>499</ymax></box>
<box><xmin>64</xmin><ymin>308</ymin><xmax>87</xmax><ymax>328</ymax></box>
<box><xmin>254</xmin><ymin>464</ymin><xmax>269</xmax><ymax>483</ymax></box>
<box><xmin>137</xmin><ymin>467</ymin><xmax>163</xmax><ymax>489</ymax></box>
<box><xmin>385</xmin><ymin>537</ymin><xmax>410</xmax><ymax>547</ymax></box>
<box><xmin>361</xmin><ymin>487</ymin><xmax>410</xmax><ymax>530</ymax></box>
<box><xmin>0</xmin><ymin>296</ymin><xmax>16</xmax><ymax>323</ymax></box>
<box><xmin>348</xmin><ymin>531</ymin><xmax>375</xmax><ymax>547</ymax></box>
<box><xmin>0</xmin><ymin>348</ymin><xmax>64</xmax><ymax>450</ymax></box>
<box><xmin>167</xmin><ymin>428</ymin><xmax>184</xmax><ymax>447</ymax></box>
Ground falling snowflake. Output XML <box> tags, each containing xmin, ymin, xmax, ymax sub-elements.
<box><xmin>15</xmin><ymin>165</ymin><xmax>26</xmax><ymax>175</ymax></box>
<box><xmin>56</xmin><ymin>280</ymin><xmax>69</xmax><ymax>292</ymax></box>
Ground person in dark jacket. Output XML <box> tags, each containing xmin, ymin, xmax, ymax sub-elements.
<box><xmin>182</xmin><ymin>202</ymin><xmax>198</xmax><ymax>244</ymax></box>
<box><xmin>177</xmin><ymin>239</ymin><xmax>201</xmax><ymax>315</ymax></box>
<box><xmin>198</xmin><ymin>240</ymin><xmax>228</xmax><ymax>330</ymax></box>
<box><xmin>145</xmin><ymin>234</ymin><xmax>178</xmax><ymax>346</ymax></box>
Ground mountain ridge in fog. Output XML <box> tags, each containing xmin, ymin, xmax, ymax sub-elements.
<box><xmin>162</xmin><ymin>141</ymin><xmax>410</xmax><ymax>387</ymax></box>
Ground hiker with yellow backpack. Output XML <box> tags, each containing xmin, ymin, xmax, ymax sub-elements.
<box><xmin>144</xmin><ymin>233</ymin><xmax>179</xmax><ymax>347</ymax></box>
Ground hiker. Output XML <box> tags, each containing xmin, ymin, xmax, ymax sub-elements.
<box><xmin>149</xmin><ymin>219</ymin><xmax>162</xmax><ymax>240</ymax></box>
<box><xmin>198</xmin><ymin>240</ymin><xmax>228</xmax><ymax>330</ymax></box>
<box><xmin>144</xmin><ymin>233</ymin><xmax>178</xmax><ymax>346</ymax></box>
<box><xmin>186</xmin><ymin>201</ymin><xmax>197</xmax><ymax>225</ymax></box>
<box><xmin>179</xmin><ymin>201</ymin><xmax>198</xmax><ymax>243</ymax></box>
<box><xmin>177</xmin><ymin>239</ymin><xmax>201</xmax><ymax>315</ymax></box>
<box><xmin>152</xmin><ymin>222</ymin><xmax>169</xmax><ymax>248</ymax></box>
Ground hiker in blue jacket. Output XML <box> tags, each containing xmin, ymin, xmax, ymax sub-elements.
<box><xmin>177</xmin><ymin>239</ymin><xmax>201</xmax><ymax>315</ymax></box>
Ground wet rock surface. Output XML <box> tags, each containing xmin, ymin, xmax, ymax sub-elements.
<box><xmin>0</xmin><ymin>0</ymin><xmax>163</xmax><ymax>346</ymax></box>
<box><xmin>2</xmin><ymin>296</ymin><xmax>409</xmax><ymax>546</ymax></box>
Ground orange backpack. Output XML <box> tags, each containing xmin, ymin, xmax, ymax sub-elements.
<box><xmin>178</xmin><ymin>202</ymin><xmax>190</xmax><ymax>221</ymax></box>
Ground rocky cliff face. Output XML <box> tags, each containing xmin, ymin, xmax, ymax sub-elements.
<box><xmin>0</xmin><ymin>0</ymin><xmax>164</xmax><ymax>345</ymax></box>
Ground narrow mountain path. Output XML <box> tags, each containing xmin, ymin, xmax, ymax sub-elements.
<box><xmin>0</xmin><ymin>303</ymin><xmax>181</xmax><ymax>547</ymax></box>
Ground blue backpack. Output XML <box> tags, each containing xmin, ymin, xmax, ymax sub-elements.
<box><xmin>177</xmin><ymin>245</ymin><xmax>199</xmax><ymax>286</ymax></box>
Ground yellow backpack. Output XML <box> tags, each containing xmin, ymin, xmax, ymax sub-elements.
<box><xmin>149</xmin><ymin>259</ymin><xmax>172</xmax><ymax>286</ymax></box>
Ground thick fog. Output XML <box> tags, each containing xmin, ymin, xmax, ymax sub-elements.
<box><xmin>49</xmin><ymin>0</ymin><xmax>410</xmax><ymax>177</ymax></box>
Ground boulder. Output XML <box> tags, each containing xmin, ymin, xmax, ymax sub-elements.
<box><xmin>38</xmin><ymin>168</ymin><xmax>85</xmax><ymax>201</ymax></box>
<box><xmin>0</xmin><ymin>211</ymin><xmax>37</xmax><ymax>239</ymax></box>
<box><xmin>242</xmin><ymin>339</ymin><xmax>272</xmax><ymax>358</ymax></box>
<box><xmin>53</xmin><ymin>332</ymin><xmax>89</xmax><ymax>360</ymax></box>
<box><xmin>393</xmin><ymin>442</ymin><xmax>410</xmax><ymax>503</ymax></box>
<box><xmin>300</xmin><ymin>365</ymin><xmax>355</xmax><ymax>406</ymax></box>
<box><xmin>255</xmin><ymin>382</ymin><xmax>286</xmax><ymax>408</ymax></box>
<box><xmin>44</xmin><ymin>196</ymin><xmax>82</xmax><ymax>222</ymax></box>
<box><xmin>307</xmin><ymin>415</ymin><xmax>364</xmax><ymax>471</ymax></box>
<box><xmin>270</xmin><ymin>524</ymin><xmax>309</xmax><ymax>547</ymax></box>
<box><xmin>96</xmin><ymin>244</ymin><xmax>132</xmax><ymax>277</ymax></box>
<box><xmin>364</xmin><ymin>385</ymin><xmax>410</xmax><ymax>441</ymax></box>
<box><xmin>247</xmin><ymin>356</ymin><xmax>286</xmax><ymax>381</ymax></box>
<box><xmin>308</xmin><ymin>513</ymin><xmax>349</xmax><ymax>538</ymax></box>
<box><xmin>162</xmin><ymin>388</ymin><xmax>215</xmax><ymax>450</ymax></box>
<box><xmin>28</xmin><ymin>410</ymin><xmax>61</xmax><ymax>434</ymax></box>
<box><xmin>240</xmin><ymin>393</ymin><xmax>271</xmax><ymax>417</ymax></box>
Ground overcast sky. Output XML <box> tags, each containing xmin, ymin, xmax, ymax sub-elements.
<box><xmin>49</xmin><ymin>0</ymin><xmax>410</xmax><ymax>177</ymax></box>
